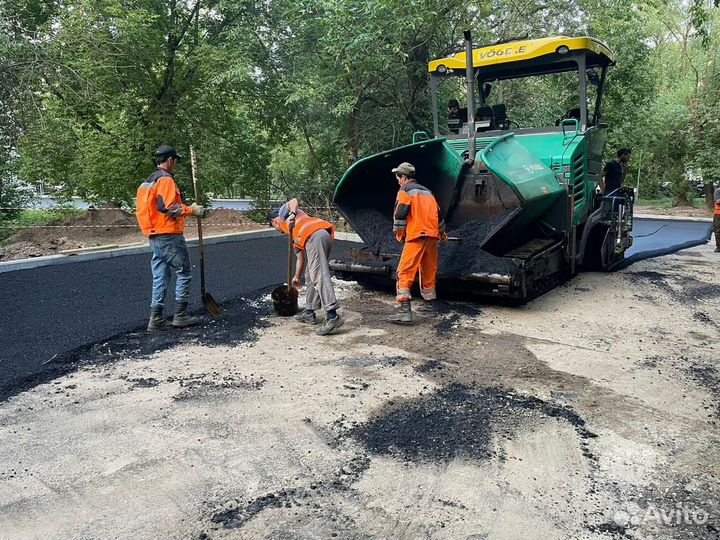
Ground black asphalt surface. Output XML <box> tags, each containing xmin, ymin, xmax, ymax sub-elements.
<box><xmin>621</xmin><ymin>218</ymin><xmax>713</xmax><ymax>267</ymax></box>
<box><xmin>0</xmin><ymin>236</ymin><xmax>353</xmax><ymax>394</ymax></box>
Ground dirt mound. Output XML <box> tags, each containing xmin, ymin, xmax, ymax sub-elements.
<box><xmin>0</xmin><ymin>239</ymin><xmax>86</xmax><ymax>261</ymax></box>
<box><xmin>9</xmin><ymin>208</ymin><xmax>141</xmax><ymax>246</ymax></box>
<box><xmin>0</xmin><ymin>208</ymin><xmax>267</xmax><ymax>262</ymax></box>
<box><xmin>0</xmin><ymin>209</ymin><xmax>142</xmax><ymax>261</ymax></box>
<box><xmin>189</xmin><ymin>208</ymin><xmax>265</xmax><ymax>232</ymax></box>
<box><xmin>635</xmin><ymin>204</ymin><xmax>711</xmax><ymax>218</ymax></box>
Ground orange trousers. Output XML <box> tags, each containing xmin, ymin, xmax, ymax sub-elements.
<box><xmin>396</xmin><ymin>237</ymin><xmax>438</xmax><ymax>302</ymax></box>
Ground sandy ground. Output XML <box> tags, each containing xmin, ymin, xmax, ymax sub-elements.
<box><xmin>635</xmin><ymin>204</ymin><xmax>712</xmax><ymax>219</ymax></box>
<box><xmin>1</xmin><ymin>243</ymin><xmax>719</xmax><ymax>539</ymax></box>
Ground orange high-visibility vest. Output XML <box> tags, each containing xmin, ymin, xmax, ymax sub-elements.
<box><xmin>136</xmin><ymin>168</ymin><xmax>192</xmax><ymax>236</ymax></box>
<box><xmin>279</xmin><ymin>211</ymin><xmax>335</xmax><ymax>250</ymax></box>
<box><xmin>715</xmin><ymin>201</ymin><xmax>720</xmax><ymax>216</ymax></box>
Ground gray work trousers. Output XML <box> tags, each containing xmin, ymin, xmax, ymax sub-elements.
<box><xmin>303</xmin><ymin>229</ymin><xmax>340</xmax><ymax>312</ymax></box>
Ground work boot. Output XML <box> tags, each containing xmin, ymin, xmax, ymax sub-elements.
<box><xmin>147</xmin><ymin>307</ymin><xmax>173</xmax><ymax>331</ymax></box>
<box><xmin>316</xmin><ymin>314</ymin><xmax>344</xmax><ymax>336</ymax></box>
<box><xmin>294</xmin><ymin>310</ymin><xmax>318</xmax><ymax>325</ymax></box>
<box><xmin>387</xmin><ymin>301</ymin><xmax>413</xmax><ymax>324</ymax></box>
<box><xmin>415</xmin><ymin>300</ymin><xmax>439</xmax><ymax>317</ymax></box>
<box><xmin>172</xmin><ymin>301</ymin><xmax>200</xmax><ymax>328</ymax></box>
<box><xmin>715</xmin><ymin>247</ymin><xmax>720</xmax><ymax>253</ymax></box>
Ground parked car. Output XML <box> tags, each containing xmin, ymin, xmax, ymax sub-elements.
<box><xmin>695</xmin><ymin>181</ymin><xmax>719</xmax><ymax>196</ymax></box>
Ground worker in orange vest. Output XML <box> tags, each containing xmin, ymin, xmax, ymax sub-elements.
<box><xmin>388</xmin><ymin>162</ymin><xmax>446</xmax><ymax>324</ymax></box>
<box><xmin>270</xmin><ymin>199</ymin><xmax>344</xmax><ymax>335</ymax></box>
<box><xmin>714</xmin><ymin>185</ymin><xmax>720</xmax><ymax>252</ymax></box>
<box><xmin>136</xmin><ymin>144</ymin><xmax>205</xmax><ymax>331</ymax></box>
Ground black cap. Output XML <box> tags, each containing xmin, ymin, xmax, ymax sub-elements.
<box><xmin>154</xmin><ymin>144</ymin><xmax>183</xmax><ymax>160</ymax></box>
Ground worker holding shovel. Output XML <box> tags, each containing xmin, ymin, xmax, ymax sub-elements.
<box><xmin>389</xmin><ymin>162</ymin><xmax>447</xmax><ymax>324</ymax></box>
<box><xmin>136</xmin><ymin>144</ymin><xmax>205</xmax><ymax>331</ymax></box>
<box><xmin>269</xmin><ymin>200</ymin><xmax>343</xmax><ymax>335</ymax></box>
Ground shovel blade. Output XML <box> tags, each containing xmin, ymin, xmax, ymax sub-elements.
<box><xmin>271</xmin><ymin>284</ymin><xmax>298</xmax><ymax>316</ymax></box>
<box><xmin>202</xmin><ymin>292</ymin><xmax>224</xmax><ymax>318</ymax></box>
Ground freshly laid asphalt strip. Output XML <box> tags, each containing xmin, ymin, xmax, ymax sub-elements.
<box><xmin>0</xmin><ymin>237</ymin><xmax>354</xmax><ymax>396</ymax></box>
<box><xmin>617</xmin><ymin>218</ymin><xmax>713</xmax><ymax>269</ymax></box>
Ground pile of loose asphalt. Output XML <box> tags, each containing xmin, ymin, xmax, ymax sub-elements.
<box><xmin>343</xmin><ymin>208</ymin><xmax>520</xmax><ymax>280</ymax></box>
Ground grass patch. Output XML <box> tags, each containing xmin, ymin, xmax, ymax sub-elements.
<box><xmin>244</xmin><ymin>209</ymin><xmax>269</xmax><ymax>224</ymax></box>
<box><xmin>0</xmin><ymin>209</ymin><xmax>83</xmax><ymax>243</ymax></box>
<box><xmin>637</xmin><ymin>197</ymin><xmax>705</xmax><ymax>208</ymax></box>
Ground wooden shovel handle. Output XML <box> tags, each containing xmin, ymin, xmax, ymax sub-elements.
<box><xmin>287</xmin><ymin>222</ymin><xmax>294</xmax><ymax>293</ymax></box>
<box><xmin>189</xmin><ymin>146</ymin><xmax>206</xmax><ymax>296</ymax></box>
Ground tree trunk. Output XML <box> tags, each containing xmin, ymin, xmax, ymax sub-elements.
<box><xmin>345</xmin><ymin>96</ymin><xmax>362</xmax><ymax>167</ymax></box>
<box><xmin>705</xmin><ymin>182</ymin><xmax>715</xmax><ymax>211</ymax></box>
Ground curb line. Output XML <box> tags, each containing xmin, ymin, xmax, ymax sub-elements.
<box><xmin>335</xmin><ymin>232</ymin><xmax>362</xmax><ymax>242</ymax></box>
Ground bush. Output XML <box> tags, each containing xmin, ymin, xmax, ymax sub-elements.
<box><xmin>671</xmin><ymin>178</ymin><xmax>695</xmax><ymax>206</ymax></box>
<box><xmin>639</xmin><ymin>179</ymin><xmax>663</xmax><ymax>199</ymax></box>
<box><xmin>0</xmin><ymin>181</ymin><xmax>33</xmax><ymax>221</ymax></box>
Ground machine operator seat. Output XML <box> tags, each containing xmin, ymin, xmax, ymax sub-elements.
<box><xmin>476</xmin><ymin>105</ymin><xmax>495</xmax><ymax>131</ymax></box>
<box><xmin>491</xmin><ymin>104</ymin><xmax>509</xmax><ymax>130</ymax></box>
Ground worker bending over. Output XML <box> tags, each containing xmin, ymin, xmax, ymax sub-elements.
<box><xmin>136</xmin><ymin>144</ymin><xmax>204</xmax><ymax>331</ymax></box>
<box><xmin>270</xmin><ymin>199</ymin><xmax>344</xmax><ymax>336</ymax></box>
<box><xmin>389</xmin><ymin>162</ymin><xmax>446</xmax><ymax>324</ymax></box>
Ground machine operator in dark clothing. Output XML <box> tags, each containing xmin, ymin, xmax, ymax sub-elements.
<box><xmin>601</xmin><ymin>148</ymin><xmax>631</xmax><ymax>195</ymax></box>
<box><xmin>448</xmin><ymin>99</ymin><xmax>468</xmax><ymax>124</ymax></box>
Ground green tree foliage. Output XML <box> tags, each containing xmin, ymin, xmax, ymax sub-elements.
<box><xmin>1</xmin><ymin>0</ymin><xmax>718</xmax><ymax>208</ymax></box>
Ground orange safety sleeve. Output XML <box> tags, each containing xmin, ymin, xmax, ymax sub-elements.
<box><xmin>437</xmin><ymin>205</ymin><xmax>446</xmax><ymax>234</ymax></box>
<box><xmin>155</xmin><ymin>176</ymin><xmax>192</xmax><ymax>218</ymax></box>
<box><xmin>393</xmin><ymin>190</ymin><xmax>411</xmax><ymax>236</ymax></box>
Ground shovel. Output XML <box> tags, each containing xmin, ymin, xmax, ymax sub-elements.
<box><xmin>189</xmin><ymin>146</ymin><xmax>224</xmax><ymax>318</ymax></box>
<box><xmin>271</xmin><ymin>221</ymin><xmax>299</xmax><ymax>316</ymax></box>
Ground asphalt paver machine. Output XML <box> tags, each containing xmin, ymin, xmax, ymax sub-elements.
<box><xmin>331</xmin><ymin>33</ymin><xmax>634</xmax><ymax>301</ymax></box>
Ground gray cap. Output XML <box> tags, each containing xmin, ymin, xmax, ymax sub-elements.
<box><xmin>392</xmin><ymin>162</ymin><xmax>415</xmax><ymax>176</ymax></box>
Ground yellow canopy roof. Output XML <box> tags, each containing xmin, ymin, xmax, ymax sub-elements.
<box><xmin>428</xmin><ymin>36</ymin><xmax>615</xmax><ymax>75</ymax></box>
